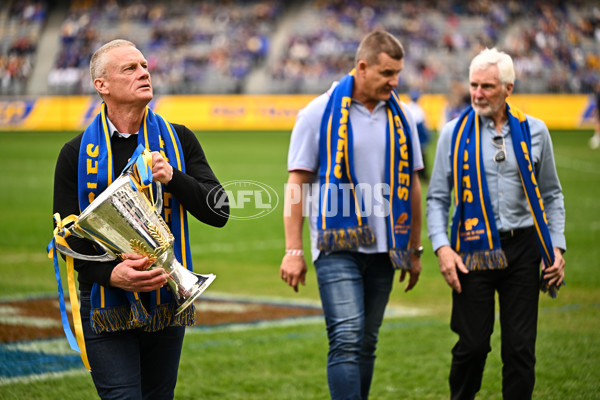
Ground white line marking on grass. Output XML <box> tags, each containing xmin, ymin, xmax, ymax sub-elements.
<box><xmin>0</xmin><ymin>252</ymin><xmax>48</xmax><ymax>265</ymax></box>
<box><xmin>0</xmin><ymin>305</ymin><xmax>62</xmax><ymax>328</ymax></box>
<box><xmin>0</xmin><ymin>315</ymin><xmax>61</xmax><ymax>328</ymax></box>
<box><xmin>187</xmin><ymin>315</ymin><xmax>325</xmax><ymax>334</ymax></box>
<box><xmin>189</xmin><ymin>239</ymin><xmax>282</xmax><ymax>254</ymax></box>
<box><xmin>556</xmin><ymin>157</ymin><xmax>600</xmax><ymax>175</ymax></box>
<box><xmin>200</xmin><ymin>291</ymin><xmax>322</xmax><ymax>308</ymax></box>
<box><xmin>0</xmin><ymin>368</ymin><xmax>88</xmax><ymax>386</ymax></box>
<box><xmin>187</xmin><ymin>292</ymin><xmax>429</xmax><ymax>334</ymax></box>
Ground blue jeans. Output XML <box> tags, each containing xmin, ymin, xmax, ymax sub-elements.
<box><xmin>314</xmin><ymin>251</ymin><xmax>395</xmax><ymax>400</ymax></box>
<box><xmin>80</xmin><ymin>292</ymin><xmax>185</xmax><ymax>400</ymax></box>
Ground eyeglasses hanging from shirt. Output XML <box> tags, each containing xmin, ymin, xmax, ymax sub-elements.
<box><xmin>491</xmin><ymin>135</ymin><xmax>506</xmax><ymax>163</ymax></box>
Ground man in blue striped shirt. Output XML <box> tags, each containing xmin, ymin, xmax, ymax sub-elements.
<box><xmin>426</xmin><ymin>48</ymin><xmax>566</xmax><ymax>400</ymax></box>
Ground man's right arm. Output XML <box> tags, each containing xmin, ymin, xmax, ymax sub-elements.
<box><xmin>426</xmin><ymin>123</ymin><xmax>468</xmax><ymax>292</ymax></box>
<box><xmin>280</xmin><ymin>170</ymin><xmax>313</xmax><ymax>292</ymax></box>
<box><xmin>280</xmin><ymin>93</ymin><xmax>325</xmax><ymax>292</ymax></box>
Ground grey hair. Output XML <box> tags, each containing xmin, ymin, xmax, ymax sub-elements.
<box><xmin>469</xmin><ymin>48</ymin><xmax>515</xmax><ymax>85</ymax></box>
<box><xmin>89</xmin><ymin>39</ymin><xmax>136</xmax><ymax>81</ymax></box>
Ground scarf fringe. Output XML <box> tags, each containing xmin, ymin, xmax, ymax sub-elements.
<box><xmin>171</xmin><ymin>303</ymin><xmax>196</xmax><ymax>327</ymax></box>
<box><xmin>143</xmin><ymin>302</ymin><xmax>196</xmax><ymax>332</ymax></box>
<box><xmin>389</xmin><ymin>249</ymin><xmax>410</xmax><ymax>270</ymax></box>
<box><xmin>91</xmin><ymin>300</ymin><xmax>196</xmax><ymax>333</ymax></box>
<box><xmin>463</xmin><ymin>249</ymin><xmax>507</xmax><ymax>271</ymax></box>
<box><xmin>540</xmin><ymin>278</ymin><xmax>564</xmax><ymax>299</ymax></box>
<box><xmin>91</xmin><ymin>300</ymin><xmax>149</xmax><ymax>333</ymax></box>
<box><xmin>317</xmin><ymin>225</ymin><xmax>374</xmax><ymax>252</ymax></box>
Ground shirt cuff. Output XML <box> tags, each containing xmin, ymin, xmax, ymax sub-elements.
<box><xmin>550</xmin><ymin>232</ymin><xmax>566</xmax><ymax>252</ymax></box>
<box><xmin>429</xmin><ymin>233</ymin><xmax>451</xmax><ymax>254</ymax></box>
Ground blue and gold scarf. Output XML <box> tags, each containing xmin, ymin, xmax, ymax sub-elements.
<box><xmin>451</xmin><ymin>104</ymin><xmax>561</xmax><ymax>297</ymax></box>
<box><xmin>78</xmin><ymin>103</ymin><xmax>195</xmax><ymax>332</ymax></box>
<box><xmin>317</xmin><ymin>72</ymin><xmax>414</xmax><ymax>270</ymax></box>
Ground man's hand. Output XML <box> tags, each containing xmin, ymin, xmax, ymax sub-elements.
<box><xmin>436</xmin><ymin>245</ymin><xmax>469</xmax><ymax>293</ymax></box>
<box><xmin>109</xmin><ymin>253</ymin><xmax>167</xmax><ymax>292</ymax></box>
<box><xmin>280</xmin><ymin>254</ymin><xmax>307</xmax><ymax>293</ymax></box>
<box><xmin>151</xmin><ymin>151</ymin><xmax>173</xmax><ymax>184</ymax></box>
<box><xmin>543</xmin><ymin>247</ymin><xmax>566</xmax><ymax>287</ymax></box>
<box><xmin>399</xmin><ymin>255</ymin><xmax>421</xmax><ymax>292</ymax></box>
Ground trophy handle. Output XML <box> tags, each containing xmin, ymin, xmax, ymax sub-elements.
<box><xmin>53</xmin><ymin>225</ymin><xmax>118</xmax><ymax>262</ymax></box>
<box><xmin>54</xmin><ymin>239</ymin><xmax>117</xmax><ymax>262</ymax></box>
<box><xmin>153</xmin><ymin>181</ymin><xmax>163</xmax><ymax>214</ymax></box>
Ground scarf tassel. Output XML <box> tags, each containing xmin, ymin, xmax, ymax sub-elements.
<box><xmin>317</xmin><ymin>225</ymin><xmax>375</xmax><ymax>252</ymax></box>
<box><xmin>90</xmin><ymin>300</ymin><xmax>197</xmax><ymax>333</ymax></box>
<box><xmin>144</xmin><ymin>303</ymin><xmax>196</xmax><ymax>332</ymax></box>
<box><xmin>90</xmin><ymin>300</ymin><xmax>149</xmax><ymax>333</ymax></box>
<box><xmin>463</xmin><ymin>249</ymin><xmax>508</xmax><ymax>271</ymax></box>
<box><xmin>540</xmin><ymin>278</ymin><xmax>565</xmax><ymax>299</ymax></box>
<box><xmin>170</xmin><ymin>304</ymin><xmax>196</xmax><ymax>328</ymax></box>
<box><xmin>389</xmin><ymin>248</ymin><xmax>411</xmax><ymax>271</ymax></box>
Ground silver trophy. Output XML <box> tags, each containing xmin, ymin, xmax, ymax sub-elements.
<box><xmin>54</xmin><ymin>149</ymin><xmax>215</xmax><ymax>315</ymax></box>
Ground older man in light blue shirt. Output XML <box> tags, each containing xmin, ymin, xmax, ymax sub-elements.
<box><xmin>426</xmin><ymin>48</ymin><xmax>566</xmax><ymax>400</ymax></box>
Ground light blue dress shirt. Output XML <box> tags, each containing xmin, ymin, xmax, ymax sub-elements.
<box><xmin>426</xmin><ymin>112</ymin><xmax>566</xmax><ymax>253</ymax></box>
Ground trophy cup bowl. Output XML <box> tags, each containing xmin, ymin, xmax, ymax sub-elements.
<box><xmin>54</xmin><ymin>150</ymin><xmax>215</xmax><ymax>315</ymax></box>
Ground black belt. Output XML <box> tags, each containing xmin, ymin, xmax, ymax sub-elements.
<box><xmin>498</xmin><ymin>227</ymin><xmax>534</xmax><ymax>241</ymax></box>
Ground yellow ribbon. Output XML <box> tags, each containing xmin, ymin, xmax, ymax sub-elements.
<box><xmin>49</xmin><ymin>213</ymin><xmax>91</xmax><ymax>371</ymax></box>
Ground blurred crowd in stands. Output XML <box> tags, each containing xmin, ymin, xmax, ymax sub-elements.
<box><xmin>0</xmin><ymin>1</ymin><xmax>46</xmax><ymax>95</ymax></box>
<box><xmin>270</xmin><ymin>0</ymin><xmax>600</xmax><ymax>95</ymax></box>
<box><xmin>1</xmin><ymin>0</ymin><xmax>599</xmax><ymax>97</ymax></box>
<box><xmin>46</xmin><ymin>0</ymin><xmax>280</xmax><ymax>95</ymax></box>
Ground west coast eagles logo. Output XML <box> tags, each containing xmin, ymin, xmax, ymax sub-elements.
<box><xmin>394</xmin><ymin>212</ymin><xmax>409</xmax><ymax>234</ymax></box>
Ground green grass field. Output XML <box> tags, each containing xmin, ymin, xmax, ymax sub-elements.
<box><xmin>0</xmin><ymin>129</ymin><xmax>599</xmax><ymax>399</ymax></box>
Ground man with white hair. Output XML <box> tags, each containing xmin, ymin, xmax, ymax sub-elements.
<box><xmin>426</xmin><ymin>48</ymin><xmax>566</xmax><ymax>399</ymax></box>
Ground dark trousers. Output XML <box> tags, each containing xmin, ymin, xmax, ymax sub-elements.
<box><xmin>80</xmin><ymin>292</ymin><xmax>185</xmax><ymax>400</ymax></box>
<box><xmin>449</xmin><ymin>227</ymin><xmax>541</xmax><ymax>400</ymax></box>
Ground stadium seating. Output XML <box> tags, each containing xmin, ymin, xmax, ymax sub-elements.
<box><xmin>0</xmin><ymin>1</ymin><xmax>47</xmax><ymax>95</ymax></box>
<box><xmin>47</xmin><ymin>0</ymin><xmax>281</xmax><ymax>95</ymax></box>
<box><xmin>3</xmin><ymin>0</ymin><xmax>599</xmax><ymax>96</ymax></box>
<box><xmin>265</xmin><ymin>0</ymin><xmax>600</xmax><ymax>95</ymax></box>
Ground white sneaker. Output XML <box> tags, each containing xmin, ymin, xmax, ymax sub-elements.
<box><xmin>590</xmin><ymin>134</ymin><xmax>600</xmax><ymax>150</ymax></box>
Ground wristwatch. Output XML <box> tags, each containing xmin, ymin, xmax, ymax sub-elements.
<box><xmin>408</xmin><ymin>245</ymin><xmax>424</xmax><ymax>257</ymax></box>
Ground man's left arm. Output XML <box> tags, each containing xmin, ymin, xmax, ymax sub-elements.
<box><xmin>399</xmin><ymin>106</ymin><xmax>424</xmax><ymax>291</ymax></box>
<box><xmin>157</xmin><ymin>124</ymin><xmax>229</xmax><ymax>227</ymax></box>
<box><xmin>400</xmin><ymin>171</ymin><xmax>422</xmax><ymax>292</ymax></box>
<box><xmin>535</xmin><ymin>122</ymin><xmax>566</xmax><ymax>285</ymax></box>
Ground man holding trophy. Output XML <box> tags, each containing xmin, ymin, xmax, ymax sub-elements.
<box><xmin>52</xmin><ymin>39</ymin><xmax>229</xmax><ymax>399</ymax></box>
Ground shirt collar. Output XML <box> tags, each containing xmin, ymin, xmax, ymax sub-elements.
<box><xmin>107</xmin><ymin>117</ymin><xmax>136</xmax><ymax>138</ymax></box>
<box><xmin>479</xmin><ymin>114</ymin><xmax>510</xmax><ymax>137</ymax></box>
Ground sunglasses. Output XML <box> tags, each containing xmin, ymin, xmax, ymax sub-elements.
<box><xmin>491</xmin><ymin>135</ymin><xmax>506</xmax><ymax>163</ymax></box>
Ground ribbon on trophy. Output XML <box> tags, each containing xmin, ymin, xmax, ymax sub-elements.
<box><xmin>47</xmin><ymin>146</ymin><xmax>154</xmax><ymax>371</ymax></box>
<box><xmin>47</xmin><ymin>214</ymin><xmax>91</xmax><ymax>371</ymax></box>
